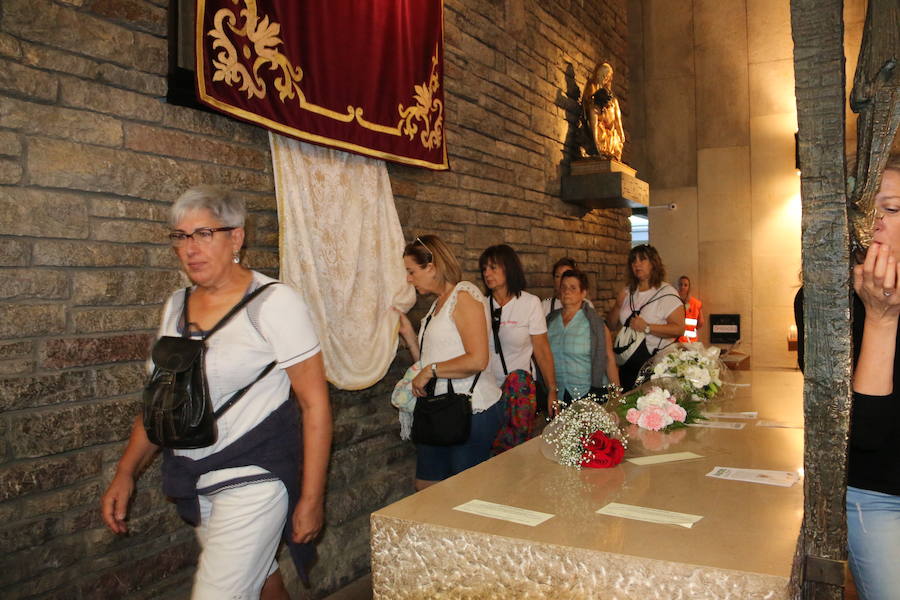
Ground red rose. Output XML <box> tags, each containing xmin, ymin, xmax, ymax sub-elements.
<box><xmin>581</xmin><ymin>431</ymin><xmax>624</xmax><ymax>468</ymax></box>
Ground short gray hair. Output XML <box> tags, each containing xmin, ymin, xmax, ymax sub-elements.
<box><xmin>169</xmin><ymin>185</ymin><xmax>246</xmax><ymax>227</ymax></box>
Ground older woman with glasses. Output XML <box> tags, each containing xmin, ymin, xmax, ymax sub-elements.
<box><xmin>396</xmin><ymin>235</ymin><xmax>503</xmax><ymax>490</ymax></box>
<box><xmin>101</xmin><ymin>185</ymin><xmax>332</xmax><ymax>600</ymax></box>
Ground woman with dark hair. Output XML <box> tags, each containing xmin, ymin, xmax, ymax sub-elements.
<box><xmin>607</xmin><ymin>244</ymin><xmax>684</xmax><ymax>390</ymax></box>
<box><xmin>542</xmin><ymin>257</ymin><xmax>594</xmax><ymax>316</ymax></box>
<box><xmin>396</xmin><ymin>235</ymin><xmax>503</xmax><ymax>489</ymax></box>
<box><xmin>479</xmin><ymin>245</ymin><xmax>557</xmax><ymax>431</ymax></box>
<box><xmin>547</xmin><ymin>270</ymin><xmax>619</xmax><ymax>409</ymax></box>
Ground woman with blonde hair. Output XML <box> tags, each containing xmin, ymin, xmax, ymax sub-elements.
<box><xmin>397</xmin><ymin>235</ymin><xmax>503</xmax><ymax>489</ymax></box>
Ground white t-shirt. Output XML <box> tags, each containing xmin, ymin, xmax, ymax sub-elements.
<box><xmin>617</xmin><ymin>283</ymin><xmax>682</xmax><ymax>352</ymax></box>
<box><xmin>542</xmin><ymin>296</ymin><xmax>594</xmax><ymax>316</ymax></box>
<box><xmin>486</xmin><ymin>291</ymin><xmax>547</xmax><ymax>386</ymax></box>
<box><xmin>155</xmin><ymin>271</ymin><xmax>321</xmax><ymax>488</ymax></box>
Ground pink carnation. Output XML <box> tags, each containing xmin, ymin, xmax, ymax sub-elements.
<box><xmin>667</xmin><ymin>403</ymin><xmax>687</xmax><ymax>422</ymax></box>
<box><xmin>626</xmin><ymin>408</ymin><xmax>641</xmax><ymax>424</ymax></box>
<box><xmin>637</xmin><ymin>407</ymin><xmax>671</xmax><ymax>431</ymax></box>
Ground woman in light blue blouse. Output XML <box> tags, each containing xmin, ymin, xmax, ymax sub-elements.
<box><xmin>547</xmin><ymin>270</ymin><xmax>619</xmax><ymax>411</ymax></box>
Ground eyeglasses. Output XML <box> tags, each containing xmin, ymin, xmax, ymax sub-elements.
<box><xmin>168</xmin><ymin>227</ymin><xmax>236</xmax><ymax>247</ymax></box>
<box><xmin>414</xmin><ymin>236</ymin><xmax>434</xmax><ymax>263</ymax></box>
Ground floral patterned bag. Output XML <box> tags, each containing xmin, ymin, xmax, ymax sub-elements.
<box><xmin>491</xmin><ymin>369</ymin><xmax>538</xmax><ymax>455</ymax></box>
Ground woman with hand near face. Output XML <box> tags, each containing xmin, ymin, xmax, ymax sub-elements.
<box><xmin>847</xmin><ymin>156</ymin><xmax>900</xmax><ymax>600</ymax></box>
<box><xmin>547</xmin><ymin>270</ymin><xmax>619</xmax><ymax>413</ymax></box>
<box><xmin>396</xmin><ymin>235</ymin><xmax>503</xmax><ymax>490</ymax></box>
<box><xmin>607</xmin><ymin>244</ymin><xmax>684</xmax><ymax>391</ymax></box>
<box><xmin>100</xmin><ymin>186</ymin><xmax>331</xmax><ymax>599</ymax></box>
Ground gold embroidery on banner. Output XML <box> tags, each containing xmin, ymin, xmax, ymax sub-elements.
<box><xmin>206</xmin><ymin>0</ymin><xmax>443</xmax><ymax>148</ymax></box>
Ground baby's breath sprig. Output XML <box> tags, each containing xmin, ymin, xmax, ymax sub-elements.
<box><xmin>542</xmin><ymin>396</ymin><xmax>626</xmax><ymax>469</ymax></box>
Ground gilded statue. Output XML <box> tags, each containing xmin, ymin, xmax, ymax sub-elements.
<box><xmin>580</xmin><ymin>61</ymin><xmax>624</xmax><ymax>161</ymax></box>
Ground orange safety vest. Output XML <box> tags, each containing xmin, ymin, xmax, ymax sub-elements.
<box><xmin>678</xmin><ymin>296</ymin><xmax>702</xmax><ymax>343</ymax></box>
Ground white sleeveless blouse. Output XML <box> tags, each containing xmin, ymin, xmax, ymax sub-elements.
<box><xmin>418</xmin><ymin>282</ymin><xmax>502</xmax><ymax>413</ymax></box>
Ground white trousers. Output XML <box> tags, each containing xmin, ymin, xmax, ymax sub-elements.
<box><xmin>192</xmin><ymin>480</ymin><xmax>289</xmax><ymax>600</ymax></box>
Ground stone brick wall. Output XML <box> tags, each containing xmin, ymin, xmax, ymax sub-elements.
<box><xmin>0</xmin><ymin>0</ymin><xmax>630</xmax><ymax>598</ymax></box>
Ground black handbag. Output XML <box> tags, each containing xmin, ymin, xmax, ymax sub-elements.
<box><xmin>411</xmin><ymin>375</ymin><xmax>478</xmax><ymax>446</ymax></box>
<box><xmin>142</xmin><ymin>282</ymin><xmax>277</xmax><ymax>449</ymax></box>
<box><xmin>410</xmin><ymin>309</ymin><xmax>479</xmax><ymax>446</ymax></box>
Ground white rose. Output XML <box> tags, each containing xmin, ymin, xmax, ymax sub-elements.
<box><xmin>684</xmin><ymin>365</ymin><xmax>711</xmax><ymax>389</ymax></box>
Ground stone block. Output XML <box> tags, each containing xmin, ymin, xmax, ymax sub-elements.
<box><xmin>88</xmin><ymin>0</ymin><xmax>167</xmax><ymax>36</ymax></box>
<box><xmin>0</xmin><ymin>188</ymin><xmax>81</xmax><ymax>240</ymax></box>
<box><xmin>697</xmin><ymin>146</ymin><xmax>751</xmax><ymax>243</ymax></box>
<box><xmin>0</xmin><ymin>96</ymin><xmax>124</xmax><ymax>148</ymax></box>
<box><xmin>92</xmin><ymin>219</ymin><xmax>167</xmax><ymax>245</ymax></box>
<box><xmin>694</xmin><ymin>0</ymin><xmax>750</xmax><ymax>149</ymax></box>
<box><xmin>0</xmin><ymin>304</ymin><xmax>66</xmax><ymax>338</ymax></box>
<box><xmin>0</xmin><ymin>238</ymin><xmax>31</xmax><ymax>267</ymax></box>
<box><xmin>0</xmin><ymin>131</ymin><xmax>22</xmax><ymax>157</ymax></box>
<box><xmin>93</xmin><ymin>363</ymin><xmax>146</xmax><ymax>398</ymax></box>
<box><xmin>0</xmin><ymin>32</ymin><xmax>23</xmax><ymax>59</ymax></box>
<box><xmin>1</xmin><ymin>0</ymin><xmax>166</xmax><ymax>74</ymax></box>
<box><xmin>0</xmin><ymin>269</ymin><xmax>68</xmax><ymax>300</ymax></box>
<box><xmin>749</xmin><ymin>59</ymin><xmax>797</xmax><ymax>119</ymax></box>
<box><xmin>33</xmin><ymin>239</ymin><xmax>146</xmax><ymax>267</ymax></box>
<box><xmin>146</xmin><ymin>246</ymin><xmax>182</xmax><ymax>269</ymax></box>
<box><xmin>0</xmin><ymin>157</ymin><xmax>22</xmax><ymax>183</ymax></box>
<box><xmin>0</xmin><ymin>369</ymin><xmax>93</xmax><ymax>412</ymax></box>
<box><xmin>89</xmin><ymin>197</ymin><xmax>169</xmax><ymax>221</ymax></box>
<box><xmin>124</xmin><ymin>123</ymin><xmax>269</xmax><ymax>171</ymax></box>
<box><xmin>0</xmin><ymin>57</ymin><xmax>58</xmax><ymax>101</ymax></box>
<box><xmin>72</xmin><ymin>306</ymin><xmax>160</xmax><ymax>334</ymax></box>
<box><xmin>641</xmin><ymin>0</ymin><xmax>696</xmax><ymax>81</ymax></box>
<box><xmin>644</xmin><ymin>76</ymin><xmax>696</xmax><ymax>189</ymax></box>
<box><xmin>76</xmin><ymin>541</ymin><xmax>197</xmax><ymax>600</ymax></box>
<box><xmin>5</xmin><ymin>396</ymin><xmax>138</xmax><ymax>458</ymax></box>
<box><xmin>647</xmin><ymin>186</ymin><xmax>699</xmax><ymax>294</ymax></box>
<box><xmin>243</xmin><ymin>249</ymin><xmax>278</xmax><ymax>270</ymax></box>
<box><xmin>19</xmin><ymin>38</ymin><xmax>166</xmax><ymax>96</ymax></box>
<box><xmin>60</xmin><ymin>76</ymin><xmax>164</xmax><ymax>123</ymax></box>
<box><xmin>0</xmin><ymin>339</ymin><xmax>32</xmax><ymax>360</ymax></box>
<box><xmin>747</xmin><ymin>0</ymin><xmax>793</xmax><ymax>64</ymax></box>
<box><xmin>72</xmin><ymin>269</ymin><xmax>181</xmax><ymax>306</ymax></box>
<box><xmin>39</xmin><ymin>333</ymin><xmax>154</xmax><ymax>369</ymax></box>
<box><xmin>0</xmin><ymin>449</ymin><xmax>103</xmax><ymax>501</ymax></box>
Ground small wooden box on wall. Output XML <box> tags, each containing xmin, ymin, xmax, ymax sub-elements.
<box><xmin>561</xmin><ymin>158</ymin><xmax>649</xmax><ymax>209</ymax></box>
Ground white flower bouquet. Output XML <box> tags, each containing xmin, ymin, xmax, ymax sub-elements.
<box><xmin>637</xmin><ymin>342</ymin><xmax>729</xmax><ymax>402</ymax></box>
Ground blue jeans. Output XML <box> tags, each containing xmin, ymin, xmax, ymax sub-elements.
<box><xmin>415</xmin><ymin>399</ymin><xmax>505</xmax><ymax>481</ymax></box>
<box><xmin>847</xmin><ymin>486</ymin><xmax>900</xmax><ymax>600</ymax></box>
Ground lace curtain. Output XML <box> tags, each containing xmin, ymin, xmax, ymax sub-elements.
<box><xmin>270</xmin><ymin>133</ymin><xmax>415</xmax><ymax>390</ymax></box>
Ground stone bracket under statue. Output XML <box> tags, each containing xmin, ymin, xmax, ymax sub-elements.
<box><xmin>562</xmin><ymin>157</ymin><xmax>649</xmax><ymax>210</ymax></box>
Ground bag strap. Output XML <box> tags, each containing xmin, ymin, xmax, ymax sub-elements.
<box><xmin>489</xmin><ymin>295</ymin><xmax>509</xmax><ymax>376</ymax></box>
<box><xmin>419</xmin><ymin>302</ymin><xmax>481</xmax><ymax>396</ymax></box>
<box><xmin>181</xmin><ymin>281</ymin><xmax>279</xmax><ymax>340</ymax></box>
<box><xmin>214</xmin><ymin>360</ymin><xmax>277</xmax><ymax>419</ymax></box>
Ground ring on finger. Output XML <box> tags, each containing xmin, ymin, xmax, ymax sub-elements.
<box><xmin>884</xmin><ymin>290</ymin><xmax>894</xmax><ymax>297</ymax></box>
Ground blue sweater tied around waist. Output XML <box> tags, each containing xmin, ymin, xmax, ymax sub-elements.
<box><xmin>161</xmin><ymin>398</ymin><xmax>315</xmax><ymax>584</ymax></box>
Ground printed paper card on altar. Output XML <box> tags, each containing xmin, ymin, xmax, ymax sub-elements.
<box><xmin>596</xmin><ymin>503</ymin><xmax>703</xmax><ymax>528</ymax></box>
<box><xmin>453</xmin><ymin>499</ymin><xmax>555</xmax><ymax>527</ymax></box>
<box><xmin>706</xmin><ymin>466</ymin><xmax>800</xmax><ymax>487</ymax></box>
<box><xmin>195</xmin><ymin>0</ymin><xmax>448</xmax><ymax>170</ymax></box>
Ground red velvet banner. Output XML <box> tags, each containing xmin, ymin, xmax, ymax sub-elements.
<box><xmin>196</xmin><ymin>0</ymin><xmax>447</xmax><ymax>170</ymax></box>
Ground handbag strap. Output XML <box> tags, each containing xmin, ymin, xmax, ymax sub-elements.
<box><xmin>214</xmin><ymin>359</ymin><xmax>277</xmax><ymax>419</ymax></box>
<box><xmin>181</xmin><ymin>281</ymin><xmax>278</xmax><ymax>340</ymax></box>
<box><xmin>181</xmin><ymin>280</ymin><xmax>280</xmax><ymax>419</ymax></box>
<box><xmin>419</xmin><ymin>302</ymin><xmax>481</xmax><ymax>396</ymax></box>
<box><xmin>489</xmin><ymin>295</ymin><xmax>509</xmax><ymax>376</ymax></box>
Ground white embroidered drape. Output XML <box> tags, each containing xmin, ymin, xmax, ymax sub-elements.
<box><xmin>270</xmin><ymin>133</ymin><xmax>415</xmax><ymax>390</ymax></box>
